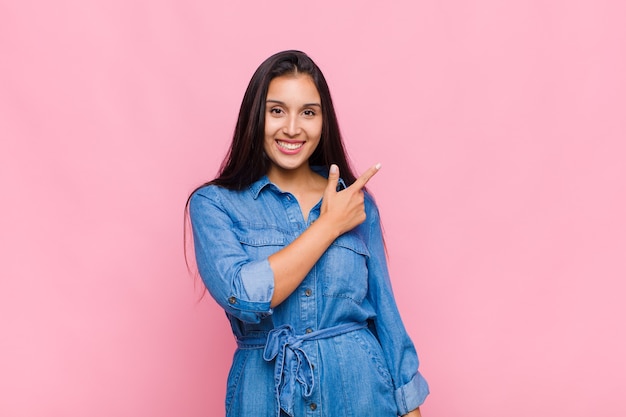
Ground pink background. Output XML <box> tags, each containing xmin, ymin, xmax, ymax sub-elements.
<box><xmin>1</xmin><ymin>1</ymin><xmax>625</xmax><ymax>416</ymax></box>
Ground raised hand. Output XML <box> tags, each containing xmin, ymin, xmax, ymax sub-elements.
<box><xmin>320</xmin><ymin>163</ymin><xmax>381</xmax><ymax>236</ymax></box>
<box><xmin>267</xmin><ymin>162</ymin><xmax>381</xmax><ymax>307</ymax></box>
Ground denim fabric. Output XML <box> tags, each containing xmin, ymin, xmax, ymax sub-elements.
<box><xmin>189</xmin><ymin>167</ymin><xmax>429</xmax><ymax>417</ymax></box>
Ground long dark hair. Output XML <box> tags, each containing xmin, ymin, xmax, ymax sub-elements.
<box><xmin>194</xmin><ymin>50</ymin><xmax>357</xmax><ymax>193</ymax></box>
<box><xmin>184</xmin><ymin>51</ymin><xmax>359</xmax><ymax>280</ymax></box>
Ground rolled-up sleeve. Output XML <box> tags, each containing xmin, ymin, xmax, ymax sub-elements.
<box><xmin>189</xmin><ymin>187</ymin><xmax>274</xmax><ymax>323</ymax></box>
<box><xmin>394</xmin><ymin>372</ymin><xmax>430</xmax><ymax>415</ymax></box>
<box><xmin>364</xmin><ymin>195</ymin><xmax>429</xmax><ymax>414</ymax></box>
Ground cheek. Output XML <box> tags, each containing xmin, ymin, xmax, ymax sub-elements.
<box><xmin>262</xmin><ymin>136</ymin><xmax>274</xmax><ymax>155</ymax></box>
<box><xmin>306</xmin><ymin>119</ymin><xmax>323</xmax><ymax>138</ymax></box>
<box><xmin>264</xmin><ymin>116</ymin><xmax>280</xmax><ymax>135</ymax></box>
<box><xmin>314</xmin><ymin>123</ymin><xmax>323</xmax><ymax>141</ymax></box>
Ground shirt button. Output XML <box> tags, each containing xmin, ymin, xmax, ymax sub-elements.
<box><xmin>309</xmin><ymin>403</ymin><xmax>317</xmax><ymax>411</ymax></box>
<box><xmin>228</xmin><ymin>296</ymin><xmax>236</xmax><ymax>304</ymax></box>
<box><xmin>305</xmin><ymin>328</ymin><xmax>313</xmax><ymax>334</ymax></box>
<box><xmin>304</xmin><ymin>288</ymin><xmax>312</xmax><ymax>297</ymax></box>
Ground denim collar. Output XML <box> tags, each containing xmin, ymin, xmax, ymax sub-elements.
<box><xmin>249</xmin><ymin>166</ymin><xmax>347</xmax><ymax>200</ymax></box>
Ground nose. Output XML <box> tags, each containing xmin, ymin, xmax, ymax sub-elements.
<box><xmin>282</xmin><ymin>114</ymin><xmax>301</xmax><ymax>137</ymax></box>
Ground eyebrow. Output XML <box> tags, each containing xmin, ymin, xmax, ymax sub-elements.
<box><xmin>266</xmin><ymin>99</ymin><xmax>322</xmax><ymax>108</ymax></box>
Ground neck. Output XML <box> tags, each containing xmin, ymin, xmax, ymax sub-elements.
<box><xmin>267</xmin><ymin>165</ymin><xmax>320</xmax><ymax>192</ymax></box>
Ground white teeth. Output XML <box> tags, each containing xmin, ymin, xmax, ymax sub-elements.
<box><xmin>277</xmin><ymin>141</ymin><xmax>303</xmax><ymax>150</ymax></box>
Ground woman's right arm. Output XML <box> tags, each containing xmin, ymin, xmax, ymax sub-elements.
<box><xmin>189</xmin><ymin>188</ymin><xmax>276</xmax><ymax>323</ymax></box>
<box><xmin>267</xmin><ymin>164</ymin><xmax>380</xmax><ymax>307</ymax></box>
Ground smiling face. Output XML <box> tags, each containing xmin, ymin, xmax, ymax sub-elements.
<box><xmin>263</xmin><ymin>73</ymin><xmax>323</xmax><ymax>178</ymax></box>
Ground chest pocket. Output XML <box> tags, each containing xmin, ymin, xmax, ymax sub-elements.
<box><xmin>323</xmin><ymin>232</ymin><xmax>370</xmax><ymax>303</ymax></box>
<box><xmin>234</xmin><ymin>223</ymin><xmax>288</xmax><ymax>261</ymax></box>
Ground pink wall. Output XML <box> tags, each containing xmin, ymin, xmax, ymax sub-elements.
<box><xmin>2</xmin><ymin>1</ymin><xmax>625</xmax><ymax>416</ymax></box>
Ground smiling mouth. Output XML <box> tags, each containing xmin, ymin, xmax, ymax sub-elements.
<box><xmin>276</xmin><ymin>140</ymin><xmax>304</xmax><ymax>150</ymax></box>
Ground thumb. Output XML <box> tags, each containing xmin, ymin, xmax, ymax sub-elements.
<box><xmin>325</xmin><ymin>164</ymin><xmax>340</xmax><ymax>193</ymax></box>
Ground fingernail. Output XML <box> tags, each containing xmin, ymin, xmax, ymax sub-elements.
<box><xmin>330</xmin><ymin>164</ymin><xmax>338</xmax><ymax>174</ymax></box>
<box><xmin>375</xmin><ymin>163</ymin><xmax>382</xmax><ymax>170</ymax></box>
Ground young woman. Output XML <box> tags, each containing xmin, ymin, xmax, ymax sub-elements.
<box><xmin>186</xmin><ymin>50</ymin><xmax>429</xmax><ymax>417</ymax></box>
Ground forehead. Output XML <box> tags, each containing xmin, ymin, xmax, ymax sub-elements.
<box><xmin>266</xmin><ymin>74</ymin><xmax>321</xmax><ymax>103</ymax></box>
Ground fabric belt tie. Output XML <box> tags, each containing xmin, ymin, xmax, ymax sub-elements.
<box><xmin>236</xmin><ymin>321</ymin><xmax>367</xmax><ymax>417</ymax></box>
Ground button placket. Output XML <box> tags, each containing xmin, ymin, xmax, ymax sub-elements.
<box><xmin>296</xmin><ymin>281</ymin><xmax>321</xmax><ymax>413</ymax></box>
<box><xmin>282</xmin><ymin>192</ymin><xmax>301</xmax><ymax>225</ymax></box>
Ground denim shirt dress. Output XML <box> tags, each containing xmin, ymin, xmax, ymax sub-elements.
<box><xmin>189</xmin><ymin>167</ymin><xmax>429</xmax><ymax>417</ymax></box>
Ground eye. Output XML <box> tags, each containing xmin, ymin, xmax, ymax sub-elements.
<box><xmin>302</xmin><ymin>109</ymin><xmax>316</xmax><ymax>117</ymax></box>
<box><xmin>269</xmin><ymin>107</ymin><xmax>284</xmax><ymax>115</ymax></box>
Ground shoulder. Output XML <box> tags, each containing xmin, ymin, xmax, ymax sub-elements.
<box><xmin>188</xmin><ymin>185</ymin><xmax>219</xmax><ymax>221</ymax></box>
<box><xmin>191</xmin><ymin>183</ymin><xmax>253</xmax><ymax>203</ymax></box>
<box><xmin>363</xmin><ymin>191</ymin><xmax>381</xmax><ymax>219</ymax></box>
<box><xmin>188</xmin><ymin>184</ymin><xmax>248</xmax><ymax>226</ymax></box>
<box><xmin>189</xmin><ymin>184</ymin><xmax>222</xmax><ymax>207</ymax></box>
<box><xmin>189</xmin><ymin>183</ymin><xmax>262</xmax><ymax>219</ymax></box>
<box><xmin>189</xmin><ymin>184</ymin><xmax>244</xmax><ymax>215</ymax></box>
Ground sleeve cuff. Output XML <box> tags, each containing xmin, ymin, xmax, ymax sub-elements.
<box><xmin>226</xmin><ymin>259</ymin><xmax>275</xmax><ymax>323</ymax></box>
<box><xmin>394</xmin><ymin>372</ymin><xmax>430</xmax><ymax>415</ymax></box>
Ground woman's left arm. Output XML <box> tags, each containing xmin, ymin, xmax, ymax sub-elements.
<box><xmin>364</xmin><ymin>195</ymin><xmax>429</xmax><ymax>415</ymax></box>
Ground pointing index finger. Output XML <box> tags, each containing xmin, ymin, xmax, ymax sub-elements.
<box><xmin>352</xmin><ymin>162</ymin><xmax>382</xmax><ymax>190</ymax></box>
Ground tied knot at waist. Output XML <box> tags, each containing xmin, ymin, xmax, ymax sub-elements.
<box><xmin>236</xmin><ymin>322</ymin><xmax>367</xmax><ymax>417</ymax></box>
